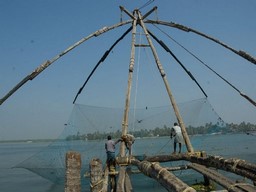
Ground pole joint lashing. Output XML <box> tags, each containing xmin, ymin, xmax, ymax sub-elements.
<box><xmin>135</xmin><ymin>44</ymin><xmax>150</xmax><ymax>47</ymax></box>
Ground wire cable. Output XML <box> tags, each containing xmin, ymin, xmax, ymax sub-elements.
<box><xmin>138</xmin><ymin>0</ymin><xmax>155</xmax><ymax>10</ymax></box>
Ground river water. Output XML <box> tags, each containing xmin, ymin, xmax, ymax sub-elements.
<box><xmin>0</xmin><ymin>133</ymin><xmax>255</xmax><ymax>192</ymax></box>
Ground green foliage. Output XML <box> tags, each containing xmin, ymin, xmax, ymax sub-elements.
<box><xmin>65</xmin><ymin>122</ymin><xmax>256</xmax><ymax>141</ymax></box>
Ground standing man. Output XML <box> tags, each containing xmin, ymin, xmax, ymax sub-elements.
<box><xmin>105</xmin><ymin>135</ymin><xmax>121</xmax><ymax>169</ymax></box>
<box><xmin>170</xmin><ymin>122</ymin><xmax>183</xmax><ymax>154</ymax></box>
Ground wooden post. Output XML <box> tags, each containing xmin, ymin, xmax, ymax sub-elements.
<box><xmin>65</xmin><ymin>151</ymin><xmax>81</xmax><ymax>192</ymax></box>
<box><xmin>90</xmin><ymin>158</ymin><xmax>104</xmax><ymax>192</ymax></box>
<box><xmin>124</xmin><ymin>167</ymin><xmax>133</xmax><ymax>191</ymax></box>
<box><xmin>102</xmin><ymin>168</ymin><xmax>109</xmax><ymax>192</ymax></box>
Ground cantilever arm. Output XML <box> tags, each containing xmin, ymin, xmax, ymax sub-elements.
<box><xmin>0</xmin><ymin>20</ymin><xmax>132</xmax><ymax>106</ymax></box>
<box><xmin>146</xmin><ymin>20</ymin><xmax>256</xmax><ymax>65</ymax></box>
<box><xmin>146</xmin><ymin>20</ymin><xmax>256</xmax><ymax>107</ymax></box>
<box><xmin>73</xmin><ymin>26</ymin><xmax>133</xmax><ymax>104</ymax></box>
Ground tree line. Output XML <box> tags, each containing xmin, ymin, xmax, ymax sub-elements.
<box><xmin>66</xmin><ymin>122</ymin><xmax>256</xmax><ymax>141</ymax></box>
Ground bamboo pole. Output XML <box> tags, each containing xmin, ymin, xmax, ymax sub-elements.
<box><xmin>0</xmin><ymin>20</ymin><xmax>132</xmax><ymax>105</ymax></box>
<box><xmin>137</xmin><ymin>11</ymin><xmax>194</xmax><ymax>153</ymax></box>
<box><xmin>145</xmin><ymin>20</ymin><xmax>256</xmax><ymax>65</ymax></box>
<box><xmin>188</xmin><ymin>163</ymin><xmax>256</xmax><ymax>192</ymax></box>
<box><xmin>188</xmin><ymin>155</ymin><xmax>256</xmax><ymax>182</ymax></box>
<box><xmin>144</xmin><ymin>153</ymin><xmax>188</xmax><ymax>162</ymax></box>
<box><xmin>124</xmin><ymin>169</ymin><xmax>133</xmax><ymax>191</ymax></box>
<box><xmin>143</xmin><ymin>153</ymin><xmax>256</xmax><ymax>182</ymax></box>
<box><xmin>65</xmin><ymin>151</ymin><xmax>81</xmax><ymax>192</ymax></box>
<box><xmin>102</xmin><ymin>168</ymin><xmax>109</xmax><ymax>192</ymax></box>
<box><xmin>132</xmin><ymin>160</ymin><xmax>196</xmax><ymax>192</ymax></box>
<box><xmin>145</xmin><ymin>20</ymin><xmax>256</xmax><ymax>107</ymax></box>
<box><xmin>117</xmin><ymin>11</ymin><xmax>138</xmax><ymax>192</ymax></box>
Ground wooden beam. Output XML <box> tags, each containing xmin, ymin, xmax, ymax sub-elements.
<box><xmin>117</xmin><ymin>10</ymin><xmax>138</xmax><ymax>192</ymax></box>
<box><xmin>0</xmin><ymin>20</ymin><xmax>132</xmax><ymax>105</ymax></box>
<box><xmin>132</xmin><ymin>160</ymin><xmax>196</xmax><ymax>192</ymax></box>
<box><xmin>102</xmin><ymin>168</ymin><xmax>109</xmax><ymax>192</ymax></box>
<box><xmin>188</xmin><ymin>155</ymin><xmax>256</xmax><ymax>181</ymax></box>
<box><xmin>188</xmin><ymin>163</ymin><xmax>256</xmax><ymax>192</ymax></box>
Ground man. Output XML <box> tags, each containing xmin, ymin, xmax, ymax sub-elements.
<box><xmin>170</xmin><ymin>122</ymin><xmax>183</xmax><ymax>153</ymax></box>
<box><xmin>105</xmin><ymin>135</ymin><xmax>121</xmax><ymax>168</ymax></box>
<box><xmin>121</xmin><ymin>134</ymin><xmax>135</xmax><ymax>156</ymax></box>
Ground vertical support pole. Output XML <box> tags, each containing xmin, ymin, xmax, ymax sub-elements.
<box><xmin>117</xmin><ymin>10</ymin><xmax>138</xmax><ymax>192</ymax></box>
<box><xmin>102</xmin><ymin>168</ymin><xmax>109</xmax><ymax>192</ymax></box>
<box><xmin>120</xmin><ymin>12</ymin><xmax>138</xmax><ymax>156</ymax></box>
<box><xmin>65</xmin><ymin>151</ymin><xmax>81</xmax><ymax>192</ymax></box>
<box><xmin>124</xmin><ymin>167</ymin><xmax>133</xmax><ymax>191</ymax></box>
<box><xmin>137</xmin><ymin>11</ymin><xmax>194</xmax><ymax>153</ymax></box>
<box><xmin>90</xmin><ymin>158</ymin><xmax>103</xmax><ymax>192</ymax></box>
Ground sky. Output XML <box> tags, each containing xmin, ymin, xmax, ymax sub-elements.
<box><xmin>0</xmin><ymin>0</ymin><xmax>256</xmax><ymax>140</ymax></box>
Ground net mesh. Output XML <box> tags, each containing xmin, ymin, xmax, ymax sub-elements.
<box><xmin>15</xmin><ymin>98</ymin><xmax>226</xmax><ymax>184</ymax></box>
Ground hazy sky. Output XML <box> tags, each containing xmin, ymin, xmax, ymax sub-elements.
<box><xmin>1</xmin><ymin>0</ymin><xmax>256</xmax><ymax>140</ymax></box>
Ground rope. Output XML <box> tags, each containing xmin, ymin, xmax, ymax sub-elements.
<box><xmin>132</xmin><ymin>28</ymin><xmax>143</xmax><ymax>131</ymax></box>
<box><xmin>156</xmin><ymin>139</ymin><xmax>171</xmax><ymax>154</ymax></box>
<box><xmin>231</xmin><ymin>159</ymin><xmax>244</xmax><ymax>171</ymax></box>
<box><xmin>227</xmin><ymin>182</ymin><xmax>253</xmax><ymax>191</ymax></box>
<box><xmin>156</xmin><ymin>167</ymin><xmax>166</xmax><ymax>179</ymax></box>
<box><xmin>90</xmin><ymin>179</ymin><xmax>104</xmax><ymax>189</ymax></box>
<box><xmin>183</xmin><ymin>186</ymin><xmax>195</xmax><ymax>192</ymax></box>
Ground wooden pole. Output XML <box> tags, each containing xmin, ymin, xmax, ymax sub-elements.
<box><xmin>137</xmin><ymin>11</ymin><xmax>194</xmax><ymax>153</ymax></box>
<box><xmin>90</xmin><ymin>158</ymin><xmax>104</xmax><ymax>192</ymax></box>
<box><xmin>188</xmin><ymin>163</ymin><xmax>256</xmax><ymax>192</ymax></box>
<box><xmin>145</xmin><ymin>20</ymin><xmax>256</xmax><ymax>65</ymax></box>
<box><xmin>116</xmin><ymin>9</ymin><xmax>138</xmax><ymax>192</ymax></box>
<box><xmin>0</xmin><ymin>20</ymin><xmax>132</xmax><ymax>105</ymax></box>
<box><xmin>133</xmin><ymin>160</ymin><xmax>196</xmax><ymax>192</ymax></box>
<box><xmin>143</xmin><ymin>153</ymin><xmax>256</xmax><ymax>182</ymax></box>
<box><xmin>102</xmin><ymin>168</ymin><xmax>109</xmax><ymax>192</ymax></box>
<box><xmin>65</xmin><ymin>151</ymin><xmax>81</xmax><ymax>192</ymax></box>
<box><xmin>188</xmin><ymin>155</ymin><xmax>256</xmax><ymax>182</ymax></box>
<box><xmin>124</xmin><ymin>168</ymin><xmax>133</xmax><ymax>192</ymax></box>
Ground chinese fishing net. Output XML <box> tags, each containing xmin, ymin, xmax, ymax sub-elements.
<box><xmin>15</xmin><ymin>98</ymin><xmax>227</xmax><ymax>185</ymax></box>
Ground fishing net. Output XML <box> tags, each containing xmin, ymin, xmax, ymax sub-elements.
<box><xmin>15</xmin><ymin>97</ymin><xmax>227</xmax><ymax>184</ymax></box>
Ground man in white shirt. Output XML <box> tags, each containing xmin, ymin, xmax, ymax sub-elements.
<box><xmin>170</xmin><ymin>122</ymin><xmax>183</xmax><ymax>153</ymax></box>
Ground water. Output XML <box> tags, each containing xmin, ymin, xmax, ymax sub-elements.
<box><xmin>0</xmin><ymin>133</ymin><xmax>255</xmax><ymax>192</ymax></box>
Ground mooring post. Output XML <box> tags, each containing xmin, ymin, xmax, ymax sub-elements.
<box><xmin>90</xmin><ymin>158</ymin><xmax>104</xmax><ymax>192</ymax></box>
<box><xmin>65</xmin><ymin>151</ymin><xmax>81</xmax><ymax>192</ymax></box>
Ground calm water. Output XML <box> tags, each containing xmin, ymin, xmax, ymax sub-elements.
<box><xmin>0</xmin><ymin>133</ymin><xmax>255</xmax><ymax>192</ymax></box>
